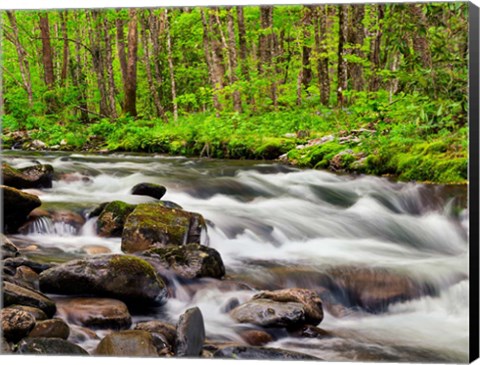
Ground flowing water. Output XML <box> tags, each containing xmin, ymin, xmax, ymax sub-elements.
<box><xmin>2</xmin><ymin>151</ymin><xmax>469</xmax><ymax>362</ymax></box>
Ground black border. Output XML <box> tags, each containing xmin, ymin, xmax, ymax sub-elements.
<box><xmin>469</xmin><ymin>1</ymin><xmax>480</xmax><ymax>363</ymax></box>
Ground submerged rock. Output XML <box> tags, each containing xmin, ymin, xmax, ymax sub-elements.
<box><xmin>56</xmin><ymin>297</ymin><xmax>132</xmax><ymax>330</ymax></box>
<box><xmin>39</xmin><ymin>254</ymin><xmax>167</xmax><ymax>307</ymax></box>
<box><xmin>3</xmin><ymin>281</ymin><xmax>57</xmax><ymax>317</ymax></box>
<box><xmin>175</xmin><ymin>307</ymin><xmax>205</xmax><ymax>357</ymax></box>
<box><xmin>253</xmin><ymin>288</ymin><xmax>324</xmax><ymax>326</ymax></box>
<box><xmin>96</xmin><ymin>201</ymin><xmax>136</xmax><ymax>237</ymax></box>
<box><xmin>131</xmin><ymin>182</ymin><xmax>167</xmax><ymax>200</ymax></box>
<box><xmin>2</xmin><ymin>185</ymin><xmax>41</xmax><ymax>233</ymax></box>
<box><xmin>16</xmin><ymin>337</ymin><xmax>88</xmax><ymax>355</ymax></box>
<box><xmin>1</xmin><ymin>307</ymin><xmax>36</xmax><ymax>343</ymax></box>
<box><xmin>2</xmin><ymin>162</ymin><xmax>54</xmax><ymax>189</ymax></box>
<box><xmin>213</xmin><ymin>346</ymin><xmax>320</xmax><ymax>360</ymax></box>
<box><xmin>142</xmin><ymin>243</ymin><xmax>225</xmax><ymax>279</ymax></box>
<box><xmin>95</xmin><ymin>330</ymin><xmax>163</xmax><ymax>356</ymax></box>
<box><xmin>121</xmin><ymin>203</ymin><xmax>206</xmax><ymax>253</ymax></box>
<box><xmin>28</xmin><ymin>318</ymin><xmax>70</xmax><ymax>339</ymax></box>
<box><xmin>229</xmin><ymin>299</ymin><xmax>305</xmax><ymax>328</ymax></box>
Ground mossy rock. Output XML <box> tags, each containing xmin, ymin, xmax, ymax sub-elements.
<box><xmin>142</xmin><ymin>243</ymin><xmax>225</xmax><ymax>279</ymax></box>
<box><xmin>254</xmin><ymin>138</ymin><xmax>296</xmax><ymax>160</ymax></box>
<box><xmin>121</xmin><ymin>203</ymin><xmax>206</xmax><ymax>253</ymax></box>
<box><xmin>2</xmin><ymin>162</ymin><xmax>54</xmax><ymax>189</ymax></box>
<box><xmin>95</xmin><ymin>330</ymin><xmax>163</xmax><ymax>356</ymax></box>
<box><xmin>2</xmin><ymin>185</ymin><xmax>41</xmax><ymax>233</ymax></box>
<box><xmin>39</xmin><ymin>254</ymin><xmax>167</xmax><ymax>307</ymax></box>
<box><xmin>97</xmin><ymin>200</ymin><xmax>136</xmax><ymax>237</ymax></box>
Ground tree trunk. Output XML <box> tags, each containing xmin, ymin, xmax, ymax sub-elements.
<box><xmin>314</xmin><ymin>6</ymin><xmax>330</xmax><ymax>106</ymax></box>
<box><xmin>59</xmin><ymin>11</ymin><xmax>69</xmax><ymax>86</ymax></box>
<box><xmin>124</xmin><ymin>9</ymin><xmax>138</xmax><ymax>117</ymax></box>
<box><xmin>38</xmin><ymin>13</ymin><xmax>55</xmax><ymax>89</ymax></box>
<box><xmin>103</xmin><ymin>17</ymin><xmax>118</xmax><ymax>119</ymax></box>
<box><xmin>165</xmin><ymin>9</ymin><xmax>177</xmax><ymax>121</ymax></box>
<box><xmin>236</xmin><ymin>7</ymin><xmax>249</xmax><ymax>80</ymax></box>
<box><xmin>297</xmin><ymin>6</ymin><xmax>313</xmax><ymax>106</ymax></box>
<box><xmin>226</xmin><ymin>8</ymin><xmax>242</xmax><ymax>112</ymax></box>
<box><xmin>147</xmin><ymin>10</ymin><xmax>165</xmax><ymax>104</ymax></box>
<box><xmin>409</xmin><ymin>4</ymin><xmax>432</xmax><ymax>69</ymax></box>
<box><xmin>71</xmin><ymin>11</ymin><xmax>89</xmax><ymax>122</ymax></box>
<box><xmin>347</xmin><ymin>5</ymin><xmax>365</xmax><ymax>91</ymax></box>
<box><xmin>369</xmin><ymin>4</ymin><xmax>384</xmax><ymax>92</ymax></box>
<box><xmin>5</xmin><ymin>11</ymin><xmax>33</xmax><ymax>106</ymax></box>
<box><xmin>116</xmin><ymin>12</ymin><xmax>128</xmax><ymax>110</ymax></box>
<box><xmin>259</xmin><ymin>6</ymin><xmax>277</xmax><ymax>108</ymax></box>
<box><xmin>337</xmin><ymin>5</ymin><xmax>348</xmax><ymax>106</ymax></box>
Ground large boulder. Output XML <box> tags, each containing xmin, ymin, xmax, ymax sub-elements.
<box><xmin>213</xmin><ymin>346</ymin><xmax>320</xmax><ymax>360</ymax></box>
<box><xmin>131</xmin><ymin>183</ymin><xmax>167</xmax><ymax>200</ymax></box>
<box><xmin>121</xmin><ymin>203</ymin><xmax>206</xmax><ymax>253</ymax></box>
<box><xmin>39</xmin><ymin>255</ymin><xmax>167</xmax><ymax>306</ymax></box>
<box><xmin>16</xmin><ymin>337</ymin><xmax>88</xmax><ymax>355</ymax></box>
<box><xmin>229</xmin><ymin>299</ymin><xmax>305</xmax><ymax>328</ymax></box>
<box><xmin>56</xmin><ymin>297</ymin><xmax>132</xmax><ymax>330</ymax></box>
<box><xmin>28</xmin><ymin>318</ymin><xmax>70</xmax><ymax>339</ymax></box>
<box><xmin>95</xmin><ymin>330</ymin><xmax>164</xmax><ymax>356</ymax></box>
<box><xmin>142</xmin><ymin>243</ymin><xmax>225</xmax><ymax>279</ymax></box>
<box><xmin>3</xmin><ymin>281</ymin><xmax>57</xmax><ymax>317</ymax></box>
<box><xmin>253</xmin><ymin>288</ymin><xmax>323</xmax><ymax>326</ymax></box>
<box><xmin>96</xmin><ymin>201</ymin><xmax>136</xmax><ymax>237</ymax></box>
<box><xmin>1</xmin><ymin>307</ymin><xmax>36</xmax><ymax>342</ymax></box>
<box><xmin>2</xmin><ymin>163</ymin><xmax>54</xmax><ymax>189</ymax></box>
<box><xmin>2</xmin><ymin>185</ymin><xmax>41</xmax><ymax>233</ymax></box>
<box><xmin>175</xmin><ymin>307</ymin><xmax>205</xmax><ymax>357</ymax></box>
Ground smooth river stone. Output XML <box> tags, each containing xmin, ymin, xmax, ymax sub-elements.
<box><xmin>3</xmin><ymin>281</ymin><xmax>57</xmax><ymax>317</ymax></box>
<box><xmin>175</xmin><ymin>307</ymin><xmax>205</xmax><ymax>357</ymax></box>
<box><xmin>16</xmin><ymin>337</ymin><xmax>89</xmax><ymax>355</ymax></box>
<box><xmin>213</xmin><ymin>345</ymin><xmax>321</xmax><ymax>360</ymax></box>
<box><xmin>95</xmin><ymin>330</ymin><xmax>162</xmax><ymax>356</ymax></box>
<box><xmin>28</xmin><ymin>318</ymin><xmax>70</xmax><ymax>339</ymax></box>
<box><xmin>1</xmin><ymin>307</ymin><xmax>36</xmax><ymax>342</ymax></box>
<box><xmin>56</xmin><ymin>297</ymin><xmax>132</xmax><ymax>329</ymax></box>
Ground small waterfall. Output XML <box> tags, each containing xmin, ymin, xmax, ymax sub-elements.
<box><xmin>25</xmin><ymin>216</ymin><xmax>78</xmax><ymax>236</ymax></box>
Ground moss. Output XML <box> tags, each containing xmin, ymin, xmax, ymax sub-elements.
<box><xmin>97</xmin><ymin>201</ymin><xmax>136</xmax><ymax>236</ymax></box>
<box><xmin>108</xmin><ymin>255</ymin><xmax>157</xmax><ymax>280</ymax></box>
<box><xmin>254</xmin><ymin>138</ymin><xmax>296</xmax><ymax>159</ymax></box>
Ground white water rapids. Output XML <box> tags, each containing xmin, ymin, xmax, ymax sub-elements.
<box><xmin>3</xmin><ymin>151</ymin><xmax>469</xmax><ymax>362</ymax></box>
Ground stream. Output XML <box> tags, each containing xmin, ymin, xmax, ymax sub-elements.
<box><xmin>2</xmin><ymin>150</ymin><xmax>470</xmax><ymax>362</ymax></box>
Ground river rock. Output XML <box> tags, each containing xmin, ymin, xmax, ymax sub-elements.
<box><xmin>96</xmin><ymin>200</ymin><xmax>136</xmax><ymax>237</ymax></box>
<box><xmin>175</xmin><ymin>307</ymin><xmax>205</xmax><ymax>357</ymax></box>
<box><xmin>131</xmin><ymin>182</ymin><xmax>167</xmax><ymax>200</ymax></box>
<box><xmin>8</xmin><ymin>305</ymin><xmax>48</xmax><ymax>321</ymax></box>
<box><xmin>16</xmin><ymin>337</ymin><xmax>89</xmax><ymax>355</ymax></box>
<box><xmin>133</xmin><ymin>320</ymin><xmax>177</xmax><ymax>347</ymax></box>
<box><xmin>121</xmin><ymin>203</ymin><xmax>206</xmax><ymax>253</ymax></box>
<box><xmin>288</xmin><ymin>324</ymin><xmax>332</xmax><ymax>339</ymax></box>
<box><xmin>68</xmin><ymin>324</ymin><xmax>99</xmax><ymax>343</ymax></box>
<box><xmin>1</xmin><ymin>234</ymin><xmax>20</xmax><ymax>259</ymax></box>
<box><xmin>39</xmin><ymin>254</ymin><xmax>167</xmax><ymax>306</ymax></box>
<box><xmin>56</xmin><ymin>297</ymin><xmax>132</xmax><ymax>329</ymax></box>
<box><xmin>213</xmin><ymin>346</ymin><xmax>320</xmax><ymax>360</ymax></box>
<box><xmin>3</xmin><ymin>256</ymin><xmax>56</xmax><ymax>274</ymax></box>
<box><xmin>28</xmin><ymin>318</ymin><xmax>70</xmax><ymax>339</ymax></box>
<box><xmin>3</xmin><ymin>281</ymin><xmax>57</xmax><ymax>317</ymax></box>
<box><xmin>253</xmin><ymin>288</ymin><xmax>324</xmax><ymax>326</ymax></box>
<box><xmin>142</xmin><ymin>243</ymin><xmax>225</xmax><ymax>279</ymax></box>
<box><xmin>12</xmin><ymin>265</ymin><xmax>39</xmax><ymax>290</ymax></box>
<box><xmin>2</xmin><ymin>162</ymin><xmax>53</xmax><ymax>189</ymax></box>
<box><xmin>2</xmin><ymin>185</ymin><xmax>41</xmax><ymax>233</ymax></box>
<box><xmin>230</xmin><ymin>299</ymin><xmax>305</xmax><ymax>328</ymax></box>
<box><xmin>95</xmin><ymin>330</ymin><xmax>163</xmax><ymax>356</ymax></box>
<box><xmin>239</xmin><ymin>329</ymin><xmax>273</xmax><ymax>346</ymax></box>
<box><xmin>1</xmin><ymin>307</ymin><xmax>36</xmax><ymax>342</ymax></box>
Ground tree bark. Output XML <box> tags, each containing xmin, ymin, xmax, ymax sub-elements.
<box><xmin>5</xmin><ymin>11</ymin><xmax>33</xmax><ymax>106</ymax></box>
<box><xmin>71</xmin><ymin>11</ymin><xmax>89</xmax><ymax>122</ymax></box>
<box><xmin>259</xmin><ymin>6</ymin><xmax>277</xmax><ymax>108</ymax></box>
<box><xmin>124</xmin><ymin>9</ymin><xmax>139</xmax><ymax>117</ymax></box>
<box><xmin>165</xmin><ymin>9</ymin><xmax>177</xmax><ymax>121</ymax></box>
<box><xmin>116</xmin><ymin>11</ymin><xmax>128</xmax><ymax>109</ymax></box>
<box><xmin>38</xmin><ymin>13</ymin><xmax>55</xmax><ymax>89</ymax></box>
<box><xmin>409</xmin><ymin>4</ymin><xmax>432</xmax><ymax>69</ymax></box>
<box><xmin>369</xmin><ymin>4</ymin><xmax>384</xmax><ymax>92</ymax></box>
<box><xmin>59</xmin><ymin>11</ymin><xmax>69</xmax><ymax>86</ymax></box>
<box><xmin>347</xmin><ymin>5</ymin><xmax>365</xmax><ymax>91</ymax></box>
<box><xmin>236</xmin><ymin>7</ymin><xmax>249</xmax><ymax>80</ymax></box>
<box><xmin>337</xmin><ymin>5</ymin><xmax>348</xmax><ymax>106</ymax></box>
<box><xmin>147</xmin><ymin>10</ymin><xmax>165</xmax><ymax>103</ymax></box>
<box><xmin>297</xmin><ymin>6</ymin><xmax>313</xmax><ymax>106</ymax></box>
<box><xmin>314</xmin><ymin>6</ymin><xmax>330</xmax><ymax>106</ymax></box>
<box><xmin>103</xmin><ymin>17</ymin><xmax>118</xmax><ymax>119</ymax></box>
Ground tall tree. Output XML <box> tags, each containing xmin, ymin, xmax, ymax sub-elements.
<box><xmin>347</xmin><ymin>5</ymin><xmax>366</xmax><ymax>91</ymax></box>
<box><xmin>165</xmin><ymin>9</ymin><xmax>177</xmax><ymax>121</ymax></box>
<box><xmin>103</xmin><ymin>16</ymin><xmax>118</xmax><ymax>119</ymax></box>
<box><xmin>337</xmin><ymin>5</ymin><xmax>348</xmax><ymax>106</ymax></box>
<box><xmin>314</xmin><ymin>5</ymin><xmax>330</xmax><ymax>106</ymax></box>
<box><xmin>369</xmin><ymin>4</ymin><xmax>384</xmax><ymax>92</ymax></box>
<box><xmin>124</xmin><ymin>9</ymin><xmax>139</xmax><ymax>117</ymax></box>
<box><xmin>38</xmin><ymin>13</ymin><xmax>55</xmax><ymax>89</ymax></box>
<box><xmin>297</xmin><ymin>6</ymin><xmax>313</xmax><ymax>106</ymax></box>
<box><xmin>59</xmin><ymin>11</ymin><xmax>69</xmax><ymax>86</ymax></box>
<box><xmin>259</xmin><ymin>6</ymin><xmax>277</xmax><ymax>107</ymax></box>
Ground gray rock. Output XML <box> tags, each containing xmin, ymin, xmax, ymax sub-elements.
<box><xmin>56</xmin><ymin>297</ymin><xmax>132</xmax><ymax>330</ymax></box>
<box><xmin>142</xmin><ymin>243</ymin><xmax>225</xmax><ymax>279</ymax></box>
<box><xmin>95</xmin><ymin>330</ymin><xmax>163</xmax><ymax>356</ymax></box>
<box><xmin>175</xmin><ymin>307</ymin><xmax>205</xmax><ymax>357</ymax></box>
<box><xmin>16</xmin><ymin>337</ymin><xmax>88</xmax><ymax>355</ymax></box>
<box><xmin>131</xmin><ymin>183</ymin><xmax>167</xmax><ymax>200</ymax></box>
<box><xmin>121</xmin><ymin>203</ymin><xmax>206</xmax><ymax>253</ymax></box>
<box><xmin>28</xmin><ymin>318</ymin><xmax>70</xmax><ymax>339</ymax></box>
<box><xmin>213</xmin><ymin>346</ymin><xmax>320</xmax><ymax>360</ymax></box>
<box><xmin>2</xmin><ymin>162</ymin><xmax>53</xmax><ymax>189</ymax></box>
<box><xmin>1</xmin><ymin>307</ymin><xmax>36</xmax><ymax>342</ymax></box>
<box><xmin>229</xmin><ymin>299</ymin><xmax>305</xmax><ymax>328</ymax></box>
<box><xmin>2</xmin><ymin>185</ymin><xmax>41</xmax><ymax>233</ymax></box>
<box><xmin>3</xmin><ymin>281</ymin><xmax>56</xmax><ymax>317</ymax></box>
<box><xmin>3</xmin><ymin>257</ymin><xmax>56</xmax><ymax>274</ymax></box>
<box><xmin>133</xmin><ymin>320</ymin><xmax>177</xmax><ymax>347</ymax></box>
<box><xmin>39</xmin><ymin>254</ymin><xmax>167</xmax><ymax>306</ymax></box>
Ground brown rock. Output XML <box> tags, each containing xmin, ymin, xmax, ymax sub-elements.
<box><xmin>133</xmin><ymin>320</ymin><xmax>177</xmax><ymax>347</ymax></box>
<box><xmin>8</xmin><ymin>305</ymin><xmax>48</xmax><ymax>321</ymax></box>
<box><xmin>1</xmin><ymin>307</ymin><xmax>36</xmax><ymax>342</ymax></box>
<box><xmin>239</xmin><ymin>329</ymin><xmax>273</xmax><ymax>346</ymax></box>
<box><xmin>95</xmin><ymin>330</ymin><xmax>162</xmax><ymax>356</ymax></box>
<box><xmin>28</xmin><ymin>318</ymin><xmax>70</xmax><ymax>339</ymax></box>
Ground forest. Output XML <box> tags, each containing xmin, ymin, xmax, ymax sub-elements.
<box><xmin>1</xmin><ymin>3</ymin><xmax>469</xmax><ymax>183</ymax></box>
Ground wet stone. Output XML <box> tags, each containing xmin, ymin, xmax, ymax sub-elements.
<box><xmin>28</xmin><ymin>318</ymin><xmax>70</xmax><ymax>339</ymax></box>
<box><xmin>1</xmin><ymin>307</ymin><xmax>36</xmax><ymax>343</ymax></box>
<box><xmin>175</xmin><ymin>307</ymin><xmax>205</xmax><ymax>357</ymax></box>
<box><xmin>16</xmin><ymin>337</ymin><xmax>89</xmax><ymax>355</ymax></box>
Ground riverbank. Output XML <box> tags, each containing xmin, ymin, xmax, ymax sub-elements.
<box><xmin>2</xmin><ymin>94</ymin><xmax>468</xmax><ymax>185</ymax></box>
